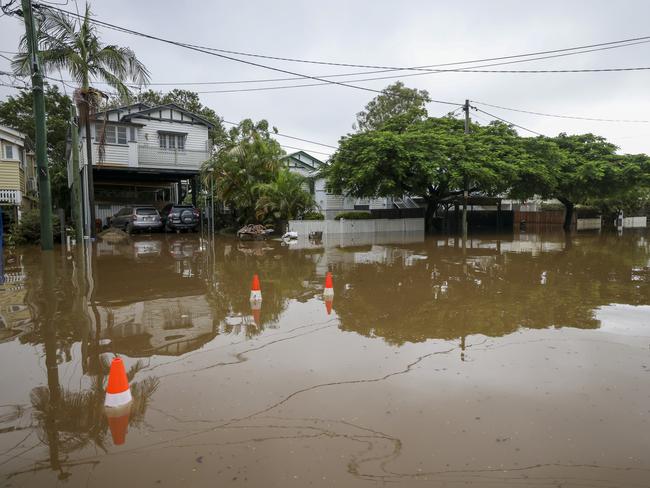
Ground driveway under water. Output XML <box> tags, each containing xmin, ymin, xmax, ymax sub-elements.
<box><xmin>0</xmin><ymin>230</ymin><xmax>649</xmax><ymax>487</ymax></box>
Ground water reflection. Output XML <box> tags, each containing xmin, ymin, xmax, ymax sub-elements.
<box><xmin>0</xmin><ymin>230</ymin><xmax>648</xmax><ymax>483</ymax></box>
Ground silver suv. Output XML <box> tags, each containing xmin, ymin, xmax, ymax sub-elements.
<box><xmin>110</xmin><ymin>206</ymin><xmax>162</xmax><ymax>234</ymax></box>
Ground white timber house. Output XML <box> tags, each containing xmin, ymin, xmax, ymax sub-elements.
<box><xmin>69</xmin><ymin>102</ymin><xmax>213</xmax><ymax>233</ymax></box>
<box><xmin>283</xmin><ymin>150</ymin><xmax>419</xmax><ymax>220</ymax></box>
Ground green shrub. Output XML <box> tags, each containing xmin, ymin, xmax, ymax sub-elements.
<box><xmin>301</xmin><ymin>211</ymin><xmax>324</xmax><ymax>220</ymax></box>
<box><xmin>8</xmin><ymin>210</ymin><xmax>61</xmax><ymax>246</ymax></box>
<box><xmin>334</xmin><ymin>211</ymin><xmax>373</xmax><ymax>220</ymax></box>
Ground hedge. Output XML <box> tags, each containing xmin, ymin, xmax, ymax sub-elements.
<box><xmin>334</xmin><ymin>211</ymin><xmax>373</xmax><ymax>220</ymax></box>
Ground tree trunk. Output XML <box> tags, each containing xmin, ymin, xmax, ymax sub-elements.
<box><xmin>82</xmin><ymin>100</ymin><xmax>96</xmax><ymax>238</ymax></box>
<box><xmin>558</xmin><ymin>197</ymin><xmax>574</xmax><ymax>232</ymax></box>
<box><xmin>424</xmin><ymin>196</ymin><xmax>441</xmax><ymax>233</ymax></box>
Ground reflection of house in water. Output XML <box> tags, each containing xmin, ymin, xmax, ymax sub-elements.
<box><xmin>0</xmin><ymin>260</ymin><xmax>32</xmax><ymax>343</ymax></box>
<box><xmin>97</xmin><ymin>295</ymin><xmax>215</xmax><ymax>356</ymax></box>
<box><xmin>93</xmin><ymin>243</ymin><xmax>216</xmax><ymax>357</ymax></box>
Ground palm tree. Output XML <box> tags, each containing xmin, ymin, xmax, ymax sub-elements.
<box><xmin>13</xmin><ymin>2</ymin><xmax>150</xmax><ymax>236</ymax></box>
<box><xmin>255</xmin><ymin>169</ymin><xmax>317</xmax><ymax>222</ymax></box>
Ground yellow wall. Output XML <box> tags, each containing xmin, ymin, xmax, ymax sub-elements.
<box><xmin>0</xmin><ymin>161</ymin><xmax>20</xmax><ymax>190</ymax></box>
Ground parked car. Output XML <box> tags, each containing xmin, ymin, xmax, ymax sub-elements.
<box><xmin>110</xmin><ymin>206</ymin><xmax>162</xmax><ymax>234</ymax></box>
<box><xmin>160</xmin><ymin>204</ymin><xmax>200</xmax><ymax>232</ymax></box>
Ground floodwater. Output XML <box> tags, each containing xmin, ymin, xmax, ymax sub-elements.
<box><xmin>0</xmin><ymin>230</ymin><xmax>649</xmax><ymax>487</ymax></box>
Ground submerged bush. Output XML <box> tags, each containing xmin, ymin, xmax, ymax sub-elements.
<box><xmin>8</xmin><ymin>210</ymin><xmax>61</xmax><ymax>246</ymax></box>
<box><xmin>334</xmin><ymin>211</ymin><xmax>372</xmax><ymax>220</ymax></box>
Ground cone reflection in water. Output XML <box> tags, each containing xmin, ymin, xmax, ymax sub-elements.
<box><xmin>104</xmin><ymin>357</ymin><xmax>132</xmax><ymax>407</ymax></box>
<box><xmin>324</xmin><ymin>272</ymin><xmax>334</xmax><ymax>315</ymax></box>
<box><xmin>250</xmin><ymin>274</ymin><xmax>262</xmax><ymax>302</ymax></box>
<box><xmin>324</xmin><ymin>295</ymin><xmax>333</xmax><ymax>315</ymax></box>
<box><xmin>251</xmin><ymin>299</ymin><xmax>262</xmax><ymax>326</ymax></box>
<box><xmin>105</xmin><ymin>403</ymin><xmax>131</xmax><ymax>446</ymax></box>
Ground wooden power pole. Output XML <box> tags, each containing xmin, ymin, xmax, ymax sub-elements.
<box><xmin>20</xmin><ymin>0</ymin><xmax>54</xmax><ymax>250</ymax></box>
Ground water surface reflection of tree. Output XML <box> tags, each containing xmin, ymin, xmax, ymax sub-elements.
<box><xmin>332</xmin><ymin>233</ymin><xmax>650</xmax><ymax>345</ymax></box>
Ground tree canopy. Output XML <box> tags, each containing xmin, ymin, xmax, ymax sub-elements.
<box><xmin>325</xmin><ymin>115</ymin><xmax>527</xmax><ymax>226</ymax></box>
<box><xmin>354</xmin><ymin>81</ymin><xmax>431</xmax><ymax>132</ymax></box>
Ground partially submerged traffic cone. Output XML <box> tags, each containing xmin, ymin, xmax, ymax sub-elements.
<box><xmin>105</xmin><ymin>403</ymin><xmax>131</xmax><ymax>446</ymax></box>
<box><xmin>104</xmin><ymin>357</ymin><xmax>132</xmax><ymax>408</ymax></box>
<box><xmin>324</xmin><ymin>272</ymin><xmax>334</xmax><ymax>315</ymax></box>
<box><xmin>250</xmin><ymin>274</ymin><xmax>262</xmax><ymax>302</ymax></box>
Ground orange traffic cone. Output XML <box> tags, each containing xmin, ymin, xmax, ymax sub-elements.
<box><xmin>250</xmin><ymin>299</ymin><xmax>262</xmax><ymax>326</ymax></box>
<box><xmin>324</xmin><ymin>272</ymin><xmax>334</xmax><ymax>315</ymax></box>
<box><xmin>250</xmin><ymin>274</ymin><xmax>262</xmax><ymax>302</ymax></box>
<box><xmin>105</xmin><ymin>403</ymin><xmax>131</xmax><ymax>446</ymax></box>
<box><xmin>104</xmin><ymin>357</ymin><xmax>132</xmax><ymax>408</ymax></box>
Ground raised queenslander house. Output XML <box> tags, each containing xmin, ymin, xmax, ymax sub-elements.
<box><xmin>0</xmin><ymin>125</ymin><xmax>38</xmax><ymax>227</ymax></box>
<box><xmin>282</xmin><ymin>150</ymin><xmax>419</xmax><ymax>219</ymax></box>
<box><xmin>69</xmin><ymin>103</ymin><xmax>213</xmax><ymax>233</ymax></box>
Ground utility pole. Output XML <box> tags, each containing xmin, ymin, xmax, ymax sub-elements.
<box><xmin>70</xmin><ymin>107</ymin><xmax>83</xmax><ymax>242</ymax></box>
<box><xmin>462</xmin><ymin>99</ymin><xmax>470</xmax><ymax>241</ymax></box>
<box><xmin>20</xmin><ymin>0</ymin><xmax>54</xmax><ymax>251</ymax></box>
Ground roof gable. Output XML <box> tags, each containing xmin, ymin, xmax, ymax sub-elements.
<box><xmin>282</xmin><ymin>150</ymin><xmax>325</xmax><ymax>171</ymax></box>
<box><xmin>121</xmin><ymin>103</ymin><xmax>215</xmax><ymax>129</ymax></box>
<box><xmin>94</xmin><ymin>103</ymin><xmax>151</xmax><ymax>121</ymax></box>
<box><xmin>0</xmin><ymin>125</ymin><xmax>27</xmax><ymax>145</ymax></box>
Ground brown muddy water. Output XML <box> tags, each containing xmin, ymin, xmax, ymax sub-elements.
<box><xmin>0</xmin><ymin>230</ymin><xmax>649</xmax><ymax>487</ymax></box>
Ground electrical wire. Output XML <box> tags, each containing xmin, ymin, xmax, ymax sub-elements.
<box><xmin>34</xmin><ymin>4</ymin><xmax>462</xmax><ymax>107</ymax></box>
<box><xmin>279</xmin><ymin>144</ymin><xmax>333</xmax><ymax>157</ymax></box>
<box><xmin>33</xmin><ymin>5</ymin><xmax>650</xmax><ymax>74</ymax></box>
<box><xmin>29</xmin><ymin>38</ymin><xmax>650</xmax><ymax>88</ymax></box>
<box><xmin>473</xmin><ymin>107</ymin><xmax>544</xmax><ymax>136</ymax></box>
<box><xmin>471</xmin><ymin>100</ymin><xmax>650</xmax><ymax>124</ymax></box>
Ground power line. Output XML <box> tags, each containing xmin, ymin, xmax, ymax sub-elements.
<box><xmin>31</xmin><ymin>6</ymin><xmax>650</xmax><ymax>74</ymax></box>
<box><xmin>30</xmin><ymin>38</ymin><xmax>650</xmax><ymax>91</ymax></box>
<box><xmin>471</xmin><ymin>100</ymin><xmax>650</xmax><ymax>124</ymax></box>
<box><xmin>35</xmin><ymin>4</ymin><xmax>462</xmax><ymax>107</ymax></box>
<box><xmin>279</xmin><ymin>144</ymin><xmax>333</xmax><ymax>157</ymax></box>
<box><xmin>473</xmin><ymin>107</ymin><xmax>544</xmax><ymax>136</ymax></box>
<box><xmin>29</xmin><ymin>37</ymin><xmax>650</xmax><ymax>88</ymax></box>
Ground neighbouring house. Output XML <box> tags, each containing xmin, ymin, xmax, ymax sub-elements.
<box><xmin>0</xmin><ymin>125</ymin><xmax>38</xmax><ymax>227</ymax></box>
<box><xmin>69</xmin><ymin>103</ymin><xmax>213</xmax><ymax>233</ymax></box>
<box><xmin>282</xmin><ymin>150</ymin><xmax>419</xmax><ymax>219</ymax></box>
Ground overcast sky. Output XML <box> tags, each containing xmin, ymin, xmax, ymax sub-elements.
<box><xmin>2</xmin><ymin>0</ymin><xmax>650</xmax><ymax>158</ymax></box>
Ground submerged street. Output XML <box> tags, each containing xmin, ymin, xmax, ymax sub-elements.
<box><xmin>0</xmin><ymin>230</ymin><xmax>649</xmax><ymax>487</ymax></box>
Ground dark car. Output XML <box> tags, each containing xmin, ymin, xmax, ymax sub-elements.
<box><xmin>110</xmin><ymin>206</ymin><xmax>163</xmax><ymax>234</ymax></box>
<box><xmin>160</xmin><ymin>204</ymin><xmax>200</xmax><ymax>232</ymax></box>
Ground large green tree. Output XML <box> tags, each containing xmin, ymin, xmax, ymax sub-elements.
<box><xmin>355</xmin><ymin>81</ymin><xmax>431</xmax><ymax>132</ymax></box>
<box><xmin>519</xmin><ymin>133</ymin><xmax>650</xmax><ymax>230</ymax></box>
<box><xmin>0</xmin><ymin>85</ymin><xmax>73</xmax><ymax>208</ymax></box>
<box><xmin>325</xmin><ymin>115</ymin><xmax>526</xmax><ymax>229</ymax></box>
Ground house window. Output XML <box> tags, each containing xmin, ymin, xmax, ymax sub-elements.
<box><xmin>4</xmin><ymin>144</ymin><xmax>13</xmax><ymax>160</ymax></box>
<box><xmin>159</xmin><ymin>133</ymin><xmax>186</xmax><ymax>150</ymax></box>
<box><xmin>101</xmin><ymin>125</ymin><xmax>128</xmax><ymax>145</ymax></box>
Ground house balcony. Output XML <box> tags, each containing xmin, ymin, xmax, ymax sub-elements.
<box><xmin>138</xmin><ymin>144</ymin><xmax>210</xmax><ymax>170</ymax></box>
<box><xmin>0</xmin><ymin>189</ymin><xmax>21</xmax><ymax>205</ymax></box>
